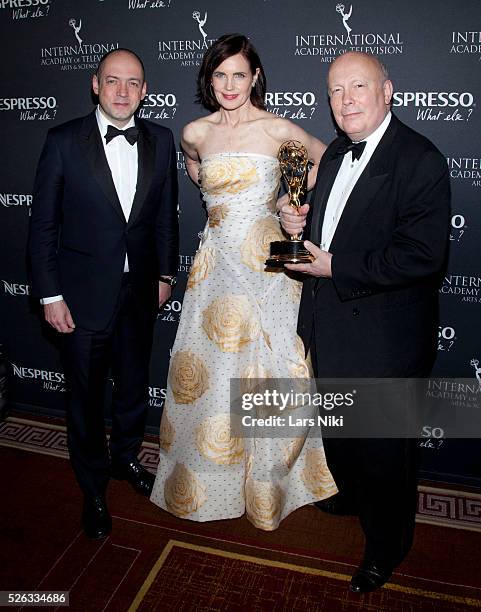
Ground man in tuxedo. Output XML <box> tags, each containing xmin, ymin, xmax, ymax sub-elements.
<box><xmin>280</xmin><ymin>52</ymin><xmax>450</xmax><ymax>592</ymax></box>
<box><xmin>29</xmin><ymin>49</ymin><xmax>179</xmax><ymax>539</ymax></box>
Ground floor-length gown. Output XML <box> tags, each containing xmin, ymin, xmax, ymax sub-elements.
<box><xmin>150</xmin><ymin>153</ymin><xmax>337</xmax><ymax>530</ymax></box>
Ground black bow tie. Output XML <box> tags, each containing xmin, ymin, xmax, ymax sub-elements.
<box><xmin>105</xmin><ymin>124</ymin><xmax>139</xmax><ymax>145</ymax></box>
<box><xmin>334</xmin><ymin>138</ymin><xmax>366</xmax><ymax>161</ymax></box>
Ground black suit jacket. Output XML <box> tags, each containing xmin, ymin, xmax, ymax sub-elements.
<box><xmin>29</xmin><ymin>111</ymin><xmax>179</xmax><ymax>331</ymax></box>
<box><xmin>298</xmin><ymin>115</ymin><xmax>450</xmax><ymax>377</ymax></box>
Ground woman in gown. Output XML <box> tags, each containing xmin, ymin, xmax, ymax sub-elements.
<box><xmin>150</xmin><ymin>34</ymin><xmax>337</xmax><ymax>530</ymax></box>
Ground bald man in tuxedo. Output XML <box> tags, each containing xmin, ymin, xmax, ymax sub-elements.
<box><xmin>280</xmin><ymin>52</ymin><xmax>450</xmax><ymax>592</ymax></box>
<box><xmin>29</xmin><ymin>49</ymin><xmax>179</xmax><ymax>539</ymax></box>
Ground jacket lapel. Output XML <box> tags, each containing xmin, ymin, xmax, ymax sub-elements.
<box><xmin>308</xmin><ymin>141</ymin><xmax>343</xmax><ymax>294</ymax></box>
<box><xmin>127</xmin><ymin>118</ymin><xmax>155</xmax><ymax>227</ymax></box>
<box><xmin>309</xmin><ymin>148</ymin><xmax>343</xmax><ymax>246</ymax></box>
<box><xmin>329</xmin><ymin>116</ymin><xmax>397</xmax><ymax>253</ymax></box>
<box><xmin>78</xmin><ymin>111</ymin><xmax>125</xmax><ymax>223</ymax></box>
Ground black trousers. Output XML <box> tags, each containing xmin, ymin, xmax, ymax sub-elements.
<box><xmin>62</xmin><ymin>276</ymin><xmax>156</xmax><ymax>497</ymax></box>
<box><xmin>323</xmin><ymin>436</ymin><xmax>419</xmax><ymax>568</ymax></box>
<box><xmin>310</xmin><ymin>339</ymin><xmax>419</xmax><ymax>568</ymax></box>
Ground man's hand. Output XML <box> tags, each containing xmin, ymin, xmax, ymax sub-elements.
<box><xmin>159</xmin><ymin>281</ymin><xmax>172</xmax><ymax>308</ymax></box>
<box><xmin>279</xmin><ymin>202</ymin><xmax>309</xmax><ymax>236</ymax></box>
<box><xmin>275</xmin><ymin>193</ymin><xmax>289</xmax><ymax>213</ymax></box>
<box><xmin>44</xmin><ymin>300</ymin><xmax>75</xmax><ymax>333</ymax></box>
<box><xmin>285</xmin><ymin>241</ymin><xmax>333</xmax><ymax>278</ymax></box>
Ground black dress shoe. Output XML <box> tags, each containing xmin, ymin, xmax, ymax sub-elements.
<box><xmin>349</xmin><ymin>562</ymin><xmax>392</xmax><ymax>593</ymax></box>
<box><xmin>314</xmin><ymin>493</ymin><xmax>358</xmax><ymax>516</ymax></box>
<box><xmin>111</xmin><ymin>459</ymin><xmax>155</xmax><ymax>497</ymax></box>
<box><xmin>82</xmin><ymin>496</ymin><xmax>112</xmax><ymax>540</ymax></box>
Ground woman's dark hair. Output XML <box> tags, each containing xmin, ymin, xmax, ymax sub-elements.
<box><xmin>197</xmin><ymin>34</ymin><xmax>266</xmax><ymax>112</ymax></box>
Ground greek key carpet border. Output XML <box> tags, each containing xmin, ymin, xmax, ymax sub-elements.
<box><xmin>1</xmin><ymin>416</ymin><xmax>480</xmax><ymax>532</ymax></box>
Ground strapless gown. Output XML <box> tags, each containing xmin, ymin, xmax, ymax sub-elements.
<box><xmin>150</xmin><ymin>153</ymin><xmax>336</xmax><ymax>530</ymax></box>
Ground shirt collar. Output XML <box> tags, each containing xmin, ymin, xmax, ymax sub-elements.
<box><xmin>95</xmin><ymin>105</ymin><xmax>136</xmax><ymax>140</ymax></box>
<box><xmin>360</xmin><ymin>111</ymin><xmax>392</xmax><ymax>151</ymax></box>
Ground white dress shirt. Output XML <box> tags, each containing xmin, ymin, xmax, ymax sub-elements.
<box><xmin>41</xmin><ymin>106</ymin><xmax>139</xmax><ymax>304</ymax></box>
<box><xmin>320</xmin><ymin>111</ymin><xmax>392</xmax><ymax>252</ymax></box>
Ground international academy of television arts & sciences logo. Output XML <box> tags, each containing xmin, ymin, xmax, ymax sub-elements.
<box><xmin>294</xmin><ymin>3</ymin><xmax>404</xmax><ymax>61</ymax></box>
<box><xmin>40</xmin><ymin>16</ymin><xmax>119</xmax><ymax>71</ymax></box>
<box><xmin>450</xmin><ymin>30</ymin><xmax>481</xmax><ymax>58</ymax></box>
<box><xmin>440</xmin><ymin>274</ymin><xmax>481</xmax><ymax>303</ymax></box>
<box><xmin>447</xmin><ymin>157</ymin><xmax>481</xmax><ymax>188</ymax></box>
<box><xmin>158</xmin><ymin>9</ymin><xmax>216</xmax><ymax>67</ymax></box>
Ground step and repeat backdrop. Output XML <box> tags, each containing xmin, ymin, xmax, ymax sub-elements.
<box><xmin>0</xmin><ymin>0</ymin><xmax>480</xmax><ymax>485</ymax></box>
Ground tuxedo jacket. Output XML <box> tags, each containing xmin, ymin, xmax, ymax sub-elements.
<box><xmin>298</xmin><ymin>115</ymin><xmax>451</xmax><ymax>377</ymax></box>
<box><xmin>29</xmin><ymin>111</ymin><xmax>179</xmax><ymax>331</ymax></box>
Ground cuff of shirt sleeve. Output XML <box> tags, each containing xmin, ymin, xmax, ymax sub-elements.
<box><xmin>40</xmin><ymin>295</ymin><xmax>63</xmax><ymax>305</ymax></box>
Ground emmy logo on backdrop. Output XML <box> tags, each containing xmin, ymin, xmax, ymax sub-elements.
<box><xmin>470</xmin><ymin>359</ymin><xmax>481</xmax><ymax>388</ymax></box>
<box><xmin>192</xmin><ymin>11</ymin><xmax>208</xmax><ymax>45</ymax></box>
<box><xmin>69</xmin><ymin>18</ymin><xmax>83</xmax><ymax>46</ymax></box>
<box><xmin>266</xmin><ymin>140</ymin><xmax>314</xmax><ymax>267</ymax></box>
<box><xmin>336</xmin><ymin>3</ymin><xmax>352</xmax><ymax>35</ymax></box>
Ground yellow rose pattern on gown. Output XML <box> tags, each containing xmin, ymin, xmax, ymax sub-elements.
<box><xmin>150</xmin><ymin>153</ymin><xmax>337</xmax><ymax>530</ymax></box>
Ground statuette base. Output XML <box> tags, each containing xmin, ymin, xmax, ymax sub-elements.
<box><xmin>266</xmin><ymin>240</ymin><xmax>314</xmax><ymax>267</ymax></box>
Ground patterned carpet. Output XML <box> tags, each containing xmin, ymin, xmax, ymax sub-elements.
<box><xmin>1</xmin><ymin>414</ymin><xmax>481</xmax><ymax>611</ymax></box>
<box><xmin>1</xmin><ymin>415</ymin><xmax>480</xmax><ymax>533</ymax></box>
<box><xmin>129</xmin><ymin>540</ymin><xmax>481</xmax><ymax>611</ymax></box>
<box><xmin>25</xmin><ymin>524</ymin><xmax>481</xmax><ymax>611</ymax></box>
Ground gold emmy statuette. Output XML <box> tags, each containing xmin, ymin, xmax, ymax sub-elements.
<box><xmin>266</xmin><ymin>140</ymin><xmax>314</xmax><ymax>267</ymax></box>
